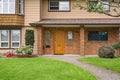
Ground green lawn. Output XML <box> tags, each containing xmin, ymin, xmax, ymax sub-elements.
<box><xmin>80</xmin><ymin>57</ymin><xmax>120</xmax><ymax>73</ymax></box>
<box><xmin>0</xmin><ymin>57</ymin><xmax>96</xmax><ymax>80</ymax></box>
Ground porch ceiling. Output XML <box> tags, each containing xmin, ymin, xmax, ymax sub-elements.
<box><xmin>30</xmin><ymin>18</ymin><xmax>120</xmax><ymax>26</ymax></box>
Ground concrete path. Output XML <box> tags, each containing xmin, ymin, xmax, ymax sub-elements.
<box><xmin>43</xmin><ymin>55</ymin><xmax>120</xmax><ymax>80</ymax></box>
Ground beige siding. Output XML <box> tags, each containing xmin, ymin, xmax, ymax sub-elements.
<box><xmin>25</xmin><ymin>0</ymin><xmax>40</xmax><ymax>26</ymax></box>
<box><xmin>42</xmin><ymin>0</ymin><xmax>119</xmax><ymax>19</ymax></box>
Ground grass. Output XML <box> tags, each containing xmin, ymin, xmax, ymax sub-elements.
<box><xmin>0</xmin><ymin>57</ymin><xmax>96</xmax><ymax>80</ymax></box>
<box><xmin>80</xmin><ymin>57</ymin><xmax>120</xmax><ymax>73</ymax></box>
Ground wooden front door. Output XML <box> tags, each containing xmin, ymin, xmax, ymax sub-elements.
<box><xmin>54</xmin><ymin>31</ymin><xmax>64</xmax><ymax>54</ymax></box>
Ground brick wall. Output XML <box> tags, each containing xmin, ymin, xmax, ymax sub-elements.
<box><xmin>84</xmin><ymin>27</ymin><xmax>119</xmax><ymax>55</ymax></box>
<box><xmin>0</xmin><ymin>27</ymin><xmax>116</xmax><ymax>55</ymax></box>
<box><xmin>43</xmin><ymin>27</ymin><xmax>80</xmax><ymax>54</ymax></box>
<box><xmin>39</xmin><ymin>27</ymin><xmax>119</xmax><ymax>55</ymax></box>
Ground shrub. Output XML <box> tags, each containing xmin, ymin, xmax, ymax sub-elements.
<box><xmin>112</xmin><ymin>42</ymin><xmax>120</xmax><ymax>49</ymax></box>
<box><xmin>98</xmin><ymin>46</ymin><xmax>115</xmax><ymax>58</ymax></box>
<box><xmin>25</xmin><ymin>29</ymin><xmax>35</xmax><ymax>46</ymax></box>
<box><xmin>16</xmin><ymin>45</ymin><xmax>33</xmax><ymax>55</ymax></box>
<box><xmin>24</xmin><ymin>45</ymin><xmax>33</xmax><ymax>55</ymax></box>
<box><xmin>16</xmin><ymin>46</ymin><xmax>25</xmax><ymax>54</ymax></box>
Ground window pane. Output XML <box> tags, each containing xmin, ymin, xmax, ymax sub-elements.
<box><xmin>59</xmin><ymin>1</ymin><xmax>69</xmax><ymax>11</ymax></box>
<box><xmin>68</xmin><ymin>31</ymin><xmax>72</xmax><ymax>43</ymax></box>
<box><xmin>45</xmin><ymin>31</ymin><xmax>50</xmax><ymax>48</ymax></box>
<box><xmin>1</xmin><ymin>30</ymin><xmax>9</xmax><ymax>41</ymax></box>
<box><xmin>3</xmin><ymin>0</ymin><xmax>8</xmax><ymax>13</ymax></box>
<box><xmin>50</xmin><ymin>1</ymin><xmax>59</xmax><ymax>10</ymax></box>
<box><xmin>1</xmin><ymin>43</ymin><xmax>8</xmax><ymax>47</ymax></box>
<box><xmin>50</xmin><ymin>1</ymin><xmax>59</xmax><ymax>6</ymax></box>
<box><xmin>0</xmin><ymin>0</ymin><xmax>2</xmax><ymax>13</ymax></box>
<box><xmin>12</xmin><ymin>30</ymin><xmax>20</xmax><ymax>41</ymax></box>
<box><xmin>9</xmin><ymin>0</ymin><xmax>15</xmax><ymax>13</ymax></box>
<box><xmin>12</xmin><ymin>43</ymin><xmax>19</xmax><ymax>48</ymax></box>
<box><xmin>102</xmin><ymin>1</ymin><xmax>109</xmax><ymax>11</ymax></box>
<box><xmin>50</xmin><ymin>6</ymin><xmax>59</xmax><ymax>10</ymax></box>
<box><xmin>88</xmin><ymin>31</ymin><xmax>108</xmax><ymax>41</ymax></box>
<box><xmin>49</xmin><ymin>0</ymin><xmax>70</xmax><ymax>11</ymax></box>
<box><xmin>18</xmin><ymin>0</ymin><xmax>24</xmax><ymax>14</ymax></box>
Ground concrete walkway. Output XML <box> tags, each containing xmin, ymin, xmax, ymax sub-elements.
<box><xmin>43</xmin><ymin>55</ymin><xmax>120</xmax><ymax>80</ymax></box>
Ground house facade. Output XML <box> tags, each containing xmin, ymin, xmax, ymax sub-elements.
<box><xmin>0</xmin><ymin>0</ymin><xmax>120</xmax><ymax>55</ymax></box>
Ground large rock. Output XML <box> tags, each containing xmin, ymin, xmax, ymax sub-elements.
<box><xmin>98</xmin><ymin>46</ymin><xmax>115</xmax><ymax>58</ymax></box>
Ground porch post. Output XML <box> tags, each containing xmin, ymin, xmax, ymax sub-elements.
<box><xmin>37</xmin><ymin>27</ymin><xmax>43</xmax><ymax>55</ymax></box>
<box><xmin>80</xmin><ymin>26</ymin><xmax>85</xmax><ymax>56</ymax></box>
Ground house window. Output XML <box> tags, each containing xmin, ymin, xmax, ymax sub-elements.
<box><xmin>0</xmin><ymin>0</ymin><xmax>15</xmax><ymax>14</ymax></box>
<box><xmin>18</xmin><ymin>0</ymin><xmax>24</xmax><ymax>15</ymax></box>
<box><xmin>88</xmin><ymin>31</ymin><xmax>108</xmax><ymax>41</ymax></box>
<box><xmin>68</xmin><ymin>31</ymin><xmax>73</xmax><ymax>43</ymax></box>
<box><xmin>0</xmin><ymin>30</ymin><xmax>9</xmax><ymax>48</ymax></box>
<box><xmin>49</xmin><ymin>0</ymin><xmax>70</xmax><ymax>11</ymax></box>
<box><xmin>11</xmin><ymin>30</ymin><xmax>20</xmax><ymax>48</ymax></box>
<box><xmin>101</xmin><ymin>1</ymin><xmax>109</xmax><ymax>11</ymax></box>
<box><xmin>0</xmin><ymin>29</ymin><xmax>20</xmax><ymax>48</ymax></box>
<box><xmin>89</xmin><ymin>0</ymin><xmax>109</xmax><ymax>11</ymax></box>
<box><xmin>45</xmin><ymin>31</ymin><xmax>50</xmax><ymax>48</ymax></box>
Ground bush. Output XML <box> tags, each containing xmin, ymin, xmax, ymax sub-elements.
<box><xmin>24</xmin><ymin>45</ymin><xmax>33</xmax><ymax>55</ymax></box>
<box><xmin>16</xmin><ymin>45</ymin><xmax>33</xmax><ymax>55</ymax></box>
<box><xmin>25</xmin><ymin>29</ymin><xmax>35</xmax><ymax>46</ymax></box>
<box><xmin>16</xmin><ymin>46</ymin><xmax>25</xmax><ymax>54</ymax></box>
<box><xmin>112</xmin><ymin>42</ymin><xmax>120</xmax><ymax>49</ymax></box>
<box><xmin>98</xmin><ymin>46</ymin><xmax>115</xmax><ymax>58</ymax></box>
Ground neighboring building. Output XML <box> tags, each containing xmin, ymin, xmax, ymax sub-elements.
<box><xmin>0</xmin><ymin>0</ymin><xmax>120</xmax><ymax>55</ymax></box>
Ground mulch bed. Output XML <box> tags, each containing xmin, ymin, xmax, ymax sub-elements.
<box><xmin>16</xmin><ymin>54</ymin><xmax>39</xmax><ymax>58</ymax></box>
<box><xmin>4</xmin><ymin>54</ymin><xmax>39</xmax><ymax>58</ymax></box>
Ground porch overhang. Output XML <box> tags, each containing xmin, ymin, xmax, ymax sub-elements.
<box><xmin>30</xmin><ymin>18</ymin><xmax>120</xmax><ymax>26</ymax></box>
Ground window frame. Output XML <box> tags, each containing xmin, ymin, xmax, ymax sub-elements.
<box><xmin>18</xmin><ymin>0</ymin><xmax>24</xmax><ymax>15</ymax></box>
<box><xmin>0</xmin><ymin>29</ymin><xmax>21</xmax><ymax>49</ymax></box>
<box><xmin>11</xmin><ymin>30</ymin><xmax>20</xmax><ymax>48</ymax></box>
<box><xmin>45</xmin><ymin>31</ymin><xmax>51</xmax><ymax>48</ymax></box>
<box><xmin>48</xmin><ymin>0</ymin><xmax>70</xmax><ymax>12</ymax></box>
<box><xmin>88</xmin><ymin>31</ymin><xmax>108</xmax><ymax>41</ymax></box>
<box><xmin>0</xmin><ymin>0</ymin><xmax>15</xmax><ymax>14</ymax></box>
<box><xmin>0</xmin><ymin>30</ymin><xmax>9</xmax><ymax>48</ymax></box>
<box><xmin>67</xmin><ymin>31</ymin><xmax>73</xmax><ymax>44</ymax></box>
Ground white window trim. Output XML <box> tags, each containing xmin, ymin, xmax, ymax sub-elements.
<box><xmin>11</xmin><ymin>30</ymin><xmax>20</xmax><ymax>48</ymax></box>
<box><xmin>0</xmin><ymin>0</ymin><xmax>15</xmax><ymax>14</ymax></box>
<box><xmin>0</xmin><ymin>30</ymin><xmax>9</xmax><ymax>48</ymax></box>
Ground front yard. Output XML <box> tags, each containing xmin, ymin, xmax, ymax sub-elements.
<box><xmin>80</xmin><ymin>57</ymin><xmax>120</xmax><ymax>73</ymax></box>
<box><xmin>0</xmin><ymin>57</ymin><xmax>96</xmax><ymax>80</ymax></box>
